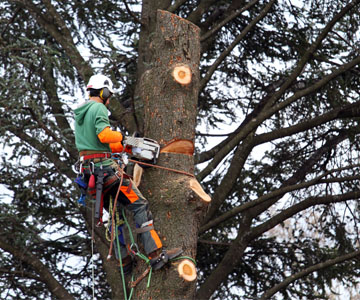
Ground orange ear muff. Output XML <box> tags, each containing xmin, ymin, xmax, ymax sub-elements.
<box><xmin>100</xmin><ymin>87</ymin><xmax>111</xmax><ymax>101</ymax></box>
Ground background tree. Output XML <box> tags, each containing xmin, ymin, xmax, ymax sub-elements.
<box><xmin>1</xmin><ymin>0</ymin><xmax>360</xmax><ymax>299</ymax></box>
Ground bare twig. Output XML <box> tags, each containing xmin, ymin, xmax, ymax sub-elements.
<box><xmin>331</xmin><ymin>29</ymin><xmax>360</xmax><ymax>54</ymax></box>
<box><xmin>167</xmin><ymin>0</ymin><xmax>188</xmax><ymax>13</ymax></box>
<box><xmin>200</xmin><ymin>0</ymin><xmax>275</xmax><ymax>91</ymax></box>
<box><xmin>1</xmin><ymin>8</ymin><xmax>21</xmax><ymax>38</ymax></box>
<box><xmin>123</xmin><ymin>0</ymin><xmax>143</xmax><ymax>25</ymax></box>
<box><xmin>200</xmin><ymin>0</ymin><xmax>259</xmax><ymax>42</ymax></box>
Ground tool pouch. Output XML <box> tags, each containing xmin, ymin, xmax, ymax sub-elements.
<box><xmin>74</xmin><ymin>176</ymin><xmax>88</xmax><ymax>206</ymax></box>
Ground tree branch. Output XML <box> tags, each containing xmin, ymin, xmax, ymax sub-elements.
<box><xmin>198</xmin><ymin>190</ymin><xmax>360</xmax><ymax>299</ymax></box>
<box><xmin>259</xmin><ymin>0</ymin><xmax>360</xmax><ymax>111</ymax></box>
<box><xmin>1</xmin><ymin>7</ymin><xmax>21</xmax><ymax>38</ymax></box>
<box><xmin>200</xmin><ymin>0</ymin><xmax>260</xmax><ymax>42</ymax></box>
<box><xmin>200</xmin><ymin>164</ymin><xmax>360</xmax><ymax>233</ymax></box>
<box><xmin>0</xmin><ymin>268</ymin><xmax>40</xmax><ymax>281</ymax></box>
<box><xmin>197</xmin><ymin>129</ymin><xmax>353</xmax><ymax>298</ymax></box>
<box><xmin>123</xmin><ymin>0</ymin><xmax>143</xmax><ymax>25</ymax></box>
<box><xmin>200</xmin><ymin>0</ymin><xmax>275</xmax><ymax>91</ymax></box>
<box><xmin>254</xmin><ymin>100</ymin><xmax>360</xmax><ymax>146</ymax></box>
<box><xmin>251</xmin><ymin>190</ymin><xmax>360</xmax><ymax>240</ymax></box>
<box><xmin>25</xmin><ymin>107</ymin><xmax>76</xmax><ymax>160</ymax></box>
<box><xmin>167</xmin><ymin>0</ymin><xmax>188</xmax><ymax>13</ymax></box>
<box><xmin>0</xmin><ymin>237</ymin><xmax>76</xmax><ymax>300</ymax></box>
<box><xmin>260</xmin><ymin>250</ymin><xmax>360</xmax><ymax>299</ymax></box>
<box><xmin>196</xmin><ymin>8</ymin><xmax>360</xmax><ymax>167</ymax></box>
<box><xmin>249</xmin><ymin>130</ymin><xmax>351</xmax><ymax>218</ymax></box>
<box><xmin>202</xmin><ymin>132</ymin><xmax>256</xmax><ymax>223</ymax></box>
<box><xmin>196</xmin><ymin>53</ymin><xmax>360</xmax><ymax>180</ymax></box>
<box><xmin>198</xmin><ymin>239</ymin><xmax>231</xmax><ymax>247</ymax></box>
<box><xmin>195</xmin><ymin>87</ymin><xmax>278</xmax><ymax>165</ymax></box>
<box><xmin>196</xmin><ymin>215</ymin><xmax>253</xmax><ymax>300</ymax></box>
<box><xmin>13</xmin><ymin>0</ymin><xmax>92</xmax><ymax>81</ymax></box>
<box><xmin>187</xmin><ymin>0</ymin><xmax>218</xmax><ymax>25</ymax></box>
<box><xmin>0</xmin><ymin>117</ymin><xmax>73</xmax><ymax>179</ymax></box>
<box><xmin>40</xmin><ymin>59</ymin><xmax>76</xmax><ymax>158</ymax></box>
<box><xmin>200</xmin><ymin>170</ymin><xmax>328</xmax><ymax>233</ymax></box>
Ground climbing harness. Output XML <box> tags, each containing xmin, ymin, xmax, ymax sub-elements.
<box><xmin>74</xmin><ymin>151</ymin><xmax>197</xmax><ymax>299</ymax></box>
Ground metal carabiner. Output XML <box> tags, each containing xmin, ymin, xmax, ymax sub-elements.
<box><xmin>72</xmin><ymin>160</ymin><xmax>83</xmax><ymax>176</ymax></box>
<box><xmin>79</xmin><ymin>163</ymin><xmax>83</xmax><ymax>177</ymax></box>
<box><xmin>72</xmin><ymin>164</ymin><xmax>79</xmax><ymax>175</ymax></box>
<box><xmin>129</xmin><ymin>243</ymin><xmax>140</xmax><ymax>255</ymax></box>
<box><xmin>89</xmin><ymin>161</ymin><xmax>95</xmax><ymax>174</ymax></box>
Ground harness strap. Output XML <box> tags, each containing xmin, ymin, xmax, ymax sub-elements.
<box><xmin>95</xmin><ymin>171</ymin><xmax>105</xmax><ymax>220</ymax></box>
<box><xmin>135</xmin><ymin>225</ymin><xmax>154</xmax><ymax>234</ymax></box>
<box><xmin>103</xmin><ymin>174</ymin><xmax>119</xmax><ymax>194</ymax></box>
<box><xmin>80</xmin><ymin>152</ymin><xmax>112</xmax><ymax>162</ymax></box>
<box><xmin>88</xmin><ymin>170</ymin><xmax>130</xmax><ymax>225</ymax></box>
<box><xmin>126</xmin><ymin>180</ymin><xmax>132</xmax><ymax>194</ymax></box>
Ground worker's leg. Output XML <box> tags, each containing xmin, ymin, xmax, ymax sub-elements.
<box><xmin>115</xmin><ymin>177</ymin><xmax>163</xmax><ymax>255</ymax></box>
<box><xmin>102</xmin><ymin>187</ymin><xmax>133</xmax><ymax>273</ymax></box>
<box><xmin>105</xmin><ymin>165</ymin><xmax>182</xmax><ymax>270</ymax></box>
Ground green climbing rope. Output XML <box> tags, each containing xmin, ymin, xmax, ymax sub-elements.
<box><xmin>170</xmin><ymin>255</ymin><xmax>197</xmax><ymax>265</ymax></box>
<box><xmin>115</xmin><ymin>225</ymin><xmax>129</xmax><ymax>300</ymax></box>
<box><xmin>113</xmin><ymin>207</ymin><xmax>197</xmax><ymax>296</ymax></box>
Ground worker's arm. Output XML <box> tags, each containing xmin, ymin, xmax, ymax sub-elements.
<box><xmin>109</xmin><ymin>142</ymin><xmax>132</xmax><ymax>153</ymax></box>
<box><xmin>98</xmin><ymin>127</ymin><xmax>132</xmax><ymax>153</ymax></box>
<box><xmin>109</xmin><ymin>142</ymin><xmax>124</xmax><ymax>153</ymax></box>
<box><xmin>98</xmin><ymin>127</ymin><xmax>123</xmax><ymax>143</ymax></box>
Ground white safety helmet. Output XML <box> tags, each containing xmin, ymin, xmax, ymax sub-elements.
<box><xmin>86</xmin><ymin>74</ymin><xmax>114</xmax><ymax>93</ymax></box>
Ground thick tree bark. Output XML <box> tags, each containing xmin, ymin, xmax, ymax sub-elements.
<box><xmin>132</xmin><ymin>10</ymin><xmax>202</xmax><ymax>300</ymax></box>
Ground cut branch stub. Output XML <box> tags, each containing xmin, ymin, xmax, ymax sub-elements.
<box><xmin>172</xmin><ymin>65</ymin><xmax>192</xmax><ymax>85</ymax></box>
<box><xmin>189</xmin><ymin>178</ymin><xmax>211</xmax><ymax>203</ymax></box>
<box><xmin>133</xmin><ymin>163</ymin><xmax>143</xmax><ymax>187</ymax></box>
<box><xmin>177</xmin><ymin>259</ymin><xmax>197</xmax><ymax>281</ymax></box>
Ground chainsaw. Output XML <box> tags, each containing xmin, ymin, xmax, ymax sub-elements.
<box><xmin>123</xmin><ymin>136</ymin><xmax>160</xmax><ymax>164</ymax></box>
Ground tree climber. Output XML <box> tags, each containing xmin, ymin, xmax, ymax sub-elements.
<box><xmin>73</xmin><ymin>74</ymin><xmax>182</xmax><ymax>273</ymax></box>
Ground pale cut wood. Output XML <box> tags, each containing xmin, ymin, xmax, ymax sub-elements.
<box><xmin>189</xmin><ymin>178</ymin><xmax>211</xmax><ymax>202</ymax></box>
<box><xmin>177</xmin><ymin>259</ymin><xmax>197</xmax><ymax>281</ymax></box>
<box><xmin>133</xmin><ymin>163</ymin><xmax>143</xmax><ymax>187</ymax></box>
<box><xmin>160</xmin><ymin>139</ymin><xmax>194</xmax><ymax>155</ymax></box>
<box><xmin>172</xmin><ymin>65</ymin><xmax>192</xmax><ymax>85</ymax></box>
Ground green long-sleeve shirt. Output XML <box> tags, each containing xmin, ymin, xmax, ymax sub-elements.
<box><xmin>73</xmin><ymin>100</ymin><xmax>111</xmax><ymax>153</ymax></box>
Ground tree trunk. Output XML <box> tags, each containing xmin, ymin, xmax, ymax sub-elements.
<box><xmin>133</xmin><ymin>9</ymin><xmax>203</xmax><ymax>300</ymax></box>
